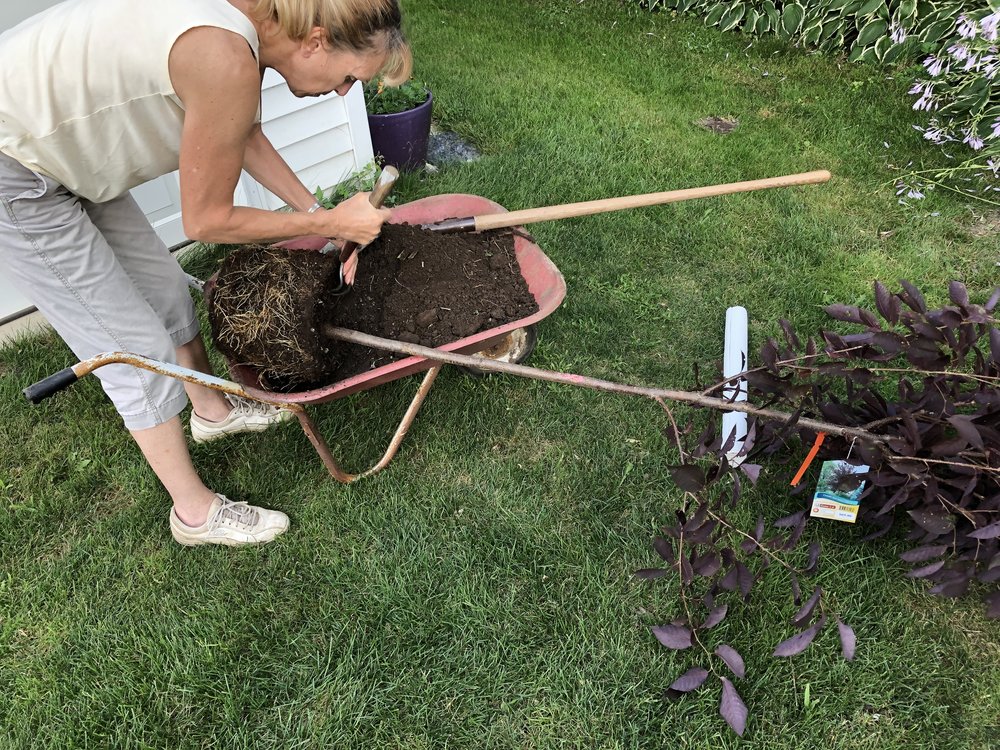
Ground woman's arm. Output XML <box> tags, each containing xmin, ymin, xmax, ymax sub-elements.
<box><xmin>242</xmin><ymin>122</ymin><xmax>319</xmax><ymax>213</ymax></box>
<box><xmin>168</xmin><ymin>27</ymin><xmax>388</xmax><ymax>244</ymax></box>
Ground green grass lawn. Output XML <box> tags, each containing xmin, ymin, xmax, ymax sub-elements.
<box><xmin>1</xmin><ymin>1</ymin><xmax>998</xmax><ymax>747</ymax></box>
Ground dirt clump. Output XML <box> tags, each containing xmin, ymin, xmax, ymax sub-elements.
<box><xmin>209</xmin><ymin>223</ymin><xmax>539</xmax><ymax>391</ymax></box>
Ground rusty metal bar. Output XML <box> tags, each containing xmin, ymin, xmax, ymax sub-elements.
<box><xmin>325</xmin><ymin>327</ymin><xmax>887</xmax><ymax>446</ymax></box>
<box><xmin>293</xmin><ymin>365</ymin><xmax>442</xmax><ymax>482</ymax></box>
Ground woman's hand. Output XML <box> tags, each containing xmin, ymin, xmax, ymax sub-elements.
<box><xmin>321</xmin><ymin>192</ymin><xmax>392</xmax><ymax>246</ymax></box>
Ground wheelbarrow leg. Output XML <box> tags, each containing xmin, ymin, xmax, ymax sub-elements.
<box><xmin>294</xmin><ymin>365</ymin><xmax>443</xmax><ymax>483</ymax></box>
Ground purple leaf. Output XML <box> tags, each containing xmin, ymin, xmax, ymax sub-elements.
<box><xmin>824</xmin><ymin>304</ymin><xmax>867</xmax><ymax>325</ymax></box>
<box><xmin>779</xmin><ymin>318</ymin><xmax>800</xmax><ymax>349</ymax></box>
<box><xmin>670</xmin><ymin>667</ymin><xmax>709</xmax><ymax>693</ymax></box>
<box><xmin>907</xmin><ymin>560</ymin><xmax>946</xmax><ymax>578</ymax></box>
<box><xmin>990</xmin><ymin>328</ymin><xmax>1000</xmax><ymax>365</ymax></box>
<box><xmin>773</xmin><ymin>616</ymin><xmax>826</xmax><ymax>657</ymax></box>
<box><xmin>837</xmin><ymin>619</ymin><xmax>856</xmax><ymax>661</ymax></box>
<box><xmin>986</xmin><ymin>288</ymin><xmax>1000</xmax><ymax>312</ymax></box>
<box><xmin>948</xmin><ymin>415</ymin><xmax>984</xmax><ymax>450</ymax></box>
<box><xmin>774</xmin><ymin>511</ymin><xmax>805</xmax><ymax>529</ymax></box>
<box><xmin>701</xmin><ymin>604</ymin><xmax>728</xmax><ymax>630</ymax></box>
<box><xmin>740</xmin><ymin>463</ymin><xmax>762</xmax><ymax>485</ymax></box>
<box><xmin>928</xmin><ymin>575</ymin><xmax>970</xmax><ymax>598</ymax></box>
<box><xmin>899</xmin><ymin>544</ymin><xmax>949</xmax><ymax>563</ymax></box>
<box><xmin>907</xmin><ymin>509</ymin><xmax>955</xmax><ymax>536</ymax></box>
<box><xmin>720</xmin><ymin>565</ymin><xmax>739</xmax><ymax>592</ymax></box>
<box><xmin>949</xmin><ymin>281</ymin><xmax>969</xmax><ymax>307</ymax></box>
<box><xmin>804</xmin><ymin>541</ymin><xmax>821</xmax><ymax>574</ymax></box>
<box><xmin>693</xmin><ymin>552</ymin><xmax>722</xmax><ymax>577</ymax></box>
<box><xmin>651</xmin><ymin>624</ymin><xmax>693</xmax><ymax>650</ymax></box>
<box><xmin>790</xmin><ymin>573</ymin><xmax>801</xmax><ymax>605</ymax></box>
<box><xmin>715</xmin><ymin>644</ymin><xmax>746</xmax><ymax>678</ymax></box>
<box><xmin>792</xmin><ymin>587</ymin><xmax>822</xmax><ymax>628</ymax></box>
<box><xmin>653</xmin><ymin>536</ymin><xmax>675</xmax><ymax>563</ymax></box>
<box><xmin>680</xmin><ymin>556</ymin><xmax>694</xmax><ymax>586</ymax></box>
<box><xmin>671</xmin><ymin>465</ymin><xmax>706</xmax><ymax>493</ymax></box>
<box><xmin>969</xmin><ymin>521</ymin><xmax>1000</xmax><ymax>540</ymax></box>
<box><xmin>719</xmin><ymin>678</ymin><xmax>748</xmax><ymax>737</ymax></box>
<box><xmin>635</xmin><ymin>568</ymin><xmax>669</xmax><ymax>580</ymax></box>
<box><xmin>735</xmin><ymin>561</ymin><xmax>753</xmax><ymax>598</ymax></box>
<box><xmin>986</xmin><ymin>592</ymin><xmax>1000</xmax><ymax>619</ymax></box>
<box><xmin>874</xmin><ymin>281</ymin><xmax>897</xmax><ymax>323</ymax></box>
<box><xmin>900</xmin><ymin>280</ymin><xmax>927</xmax><ymax>312</ymax></box>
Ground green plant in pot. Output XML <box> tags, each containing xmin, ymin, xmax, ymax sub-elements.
<box><xmin>363</xmin><ymin>77</ymin><xmax>432</xmax><ymax>171</ymax></box>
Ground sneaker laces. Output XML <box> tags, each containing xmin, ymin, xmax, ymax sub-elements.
<box><xmin>225</xmin><ymin>394</ymin><xmax>281</xmax><ymax>418</ymax></box>
<box><xmin>208</xmin><ymin>495</ymin><xmax>260</xmax><ymax>532</ymax></box>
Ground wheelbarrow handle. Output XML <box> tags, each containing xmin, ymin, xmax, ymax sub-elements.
<box><xmin>23</xmin><ymin>366</ymin><xmax>80</xmax><ymax>404</ymax></box>
<box><xmin>22</xmin><ymin>352</ymin><xmax>268</xmax><ymax>406</ymax></box>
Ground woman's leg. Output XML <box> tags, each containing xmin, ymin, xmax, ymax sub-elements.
<box><xmin>0</xmin><ymin>156</ymin><xmax>287</xmax><ymax>545</ymax></box>
<box><xmin>130</xmin><ymin>417</ymin><xmax>217</xmax><ymax>525</ymax></box>
<box><xmin>82</xmin><ymin>192</ymin><xmax>293</xmax><ymax>437</ymax></box>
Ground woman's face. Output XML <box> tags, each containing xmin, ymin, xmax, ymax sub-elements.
<box><xmin>280</xmin><ymin>31</ymin><xmax>387</xmax><ymax>98</ymax></box>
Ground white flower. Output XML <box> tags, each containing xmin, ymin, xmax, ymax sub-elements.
<box><xmin>906</xmin><ymin>188</ymin><xmax>925</xmax><ymax>200</ymax></box>
<box><xmin>982</xmin><ymin>12</ymin><xmax>1000</xmax><ymax>42</ymax></box>
<box><xmin>963</xmin><ymin>130</ymin><xmax>985</xmax><ymax>150</ymax></box>
<box><xmin>948</xmin><ymin>43</ymin><xmax>970</xmax><ymax>62</ymax></box>
<box><xmin>991</xmin><ymin>119</ymin><xmax>1000</xmax><ymax>139</ymax></box>
<box><xmin>924</xmin><ymin>55</ymin><xmax>946</xmax><ymax>76</ymax></box>
<box><xmin>890</xmin><ymin>23</ymin><xmax>906</xmax><ymax>44</ymax></box>
<box><xmin>957</xmin><ymin>14</ymin><xmax>978</xmax><ymax>40</ymax></box>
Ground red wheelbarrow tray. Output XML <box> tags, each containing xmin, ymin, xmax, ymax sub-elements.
<box><xmin>208</xmin><ymin>193</ymin><xmax>567</xmax><ymax>404</ymax></box>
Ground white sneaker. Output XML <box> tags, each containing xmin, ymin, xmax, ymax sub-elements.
<box><xmin>190</xmin><ymin>394</ymin><xmax>293</xmax><ymax>444</ymax></box>
<box><xmin>170</xmin><ymin>494</ymin><xmax>289</xmax><ymax>547</ymax></box>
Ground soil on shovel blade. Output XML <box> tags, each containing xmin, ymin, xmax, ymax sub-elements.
<box><xmin>209</xmin><ymin>223</ymin><xmax>539</xmax><ymax>391</ymax></box>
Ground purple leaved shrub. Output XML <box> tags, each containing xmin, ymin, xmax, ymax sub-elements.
<box><xmin>642</xmin><ymin>280</ymin><xmax>999</xmax><ymax>736</ymax></box>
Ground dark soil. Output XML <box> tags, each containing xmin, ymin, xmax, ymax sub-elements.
<box><xmin>209</xmin><ymin>223</ymin><xmax>538</xmax><ymax>391</ymax></box>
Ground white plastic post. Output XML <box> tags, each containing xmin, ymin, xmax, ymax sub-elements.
<box><xmin>722</xmin><ymin>306</ymin><xmax>749</xmax><ymax>466</ymax></box>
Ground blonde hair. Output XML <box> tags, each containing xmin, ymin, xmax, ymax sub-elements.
<box><xmin>252</xmin><ymin>0</ymin><xmax>412</xmax><ymax>84</ymax></box>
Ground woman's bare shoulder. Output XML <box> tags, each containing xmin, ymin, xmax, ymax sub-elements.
<box><xmin>169</xmin><ymin>26</ymin><xmax>260</xmax><ymax>108</ymax></box>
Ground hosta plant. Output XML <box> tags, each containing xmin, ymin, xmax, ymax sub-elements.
<box><xmin>901</xmin><ymin>5</ymin><xmax>1000</xmax><ymax>204</ymax></box>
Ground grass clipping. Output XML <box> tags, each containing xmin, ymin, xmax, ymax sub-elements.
<box><xmin>208</xmin><ymin>245</ymin><xmax>342</xmax><ymax>387</ymax></box>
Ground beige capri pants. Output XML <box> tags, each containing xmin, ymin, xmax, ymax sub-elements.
<box><xmin>0</xmin><ymin>152</ymin><xmax>200</xmax><ymax>430</ymax></box>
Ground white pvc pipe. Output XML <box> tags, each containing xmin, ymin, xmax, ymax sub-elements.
<box><xmin>721</xmin><ymin>306</ymin><xmax>749</xmax><ymax>466</ymax></box>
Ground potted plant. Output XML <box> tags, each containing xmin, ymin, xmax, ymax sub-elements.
<box><xmin>363</xmin><ymin>77</ymin><xmax>432</xmax><ymax>171</ymax></box>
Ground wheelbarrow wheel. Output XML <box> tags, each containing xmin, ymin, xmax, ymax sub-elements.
<box><xmin>458</xmin><ymin>325</ymin><xmax>538</xmax><ymax>378</ymax></box>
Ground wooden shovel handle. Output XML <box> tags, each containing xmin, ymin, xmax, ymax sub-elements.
<box><xmin>339</xmin><ymin>165</ymin><xmax>400</xmax><ymax>263</ymax></box>
<box><xmin>472</xmin><ymin>169</ymin><xmax>832</xmax><ymax>232</ymax></box>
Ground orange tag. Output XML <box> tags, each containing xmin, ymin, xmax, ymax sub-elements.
<box><xmin>790</xmin><ymin>432</ymin><xmax>826</xmax><ymax>487</ymax></box>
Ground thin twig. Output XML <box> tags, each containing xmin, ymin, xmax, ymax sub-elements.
<box><xmin>705</xmin><ymin>508</ymin><xmax>803</xmax><ymax>577</ymax></box>
<box><xmin>656</xmin><ymin>397</ymin><xmax>687</xmax><ymax>462</ymax></box>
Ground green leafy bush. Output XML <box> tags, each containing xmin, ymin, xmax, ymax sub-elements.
<box><xmin>633</xmin><ymin>0</ymin><xmax>980</xmax><ymax>62</ymax></box>
<box><xmin>363</xmin><ymin>77</ymin><xmax>430</xmax><ymax>116</ymax></box>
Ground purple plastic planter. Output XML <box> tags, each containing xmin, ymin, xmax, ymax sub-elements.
<box><xmin>367</xmin><ymin>92</ymin><xmax>433</xmax><ymax>171</ymax></box>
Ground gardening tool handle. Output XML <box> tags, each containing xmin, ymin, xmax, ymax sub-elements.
<box><xmin>448</xmin><ymin>170</ymin><xmax>831</xmax><ymax>232</ymax></box>
<box><xmin>24</xmin><ymin>367</ymin><xmax>80</xmax><ymax>404</ymax></box>
<box><xmin>339</xmin><ymin>165</ymin><xmax>400</xmax><ymax>263</ymax></box>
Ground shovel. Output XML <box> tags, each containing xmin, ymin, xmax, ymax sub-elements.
<box><xmin>421</xmin><ymin>169</ymin><xmax>831</xmax><ymax>233</ymax></box>
<box><xmin>323</xmin><ymin>165</ymin><xmax>400</xmax><ymax>292</ymax></box>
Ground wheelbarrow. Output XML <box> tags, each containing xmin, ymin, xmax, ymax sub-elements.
<box><xmin>25</xmin><ymin>171</ymin><xmax>856</xmax><ymax>480</ymax></box>
<box><xmin>23</xmin><ymin>194</ymin><xmax>568</xmax><ymax>483</ymax></box>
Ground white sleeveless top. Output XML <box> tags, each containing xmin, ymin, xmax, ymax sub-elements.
<box><xmin>0</xmin><ymin>0</ymin><xmax>259</xmax><ymax>202</ymax></box>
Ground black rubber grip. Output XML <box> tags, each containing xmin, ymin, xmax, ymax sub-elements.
<box><xmin>23</xmin><ymin>367</ymin><xmax>79</xmax><ymax>404</ymax></box>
